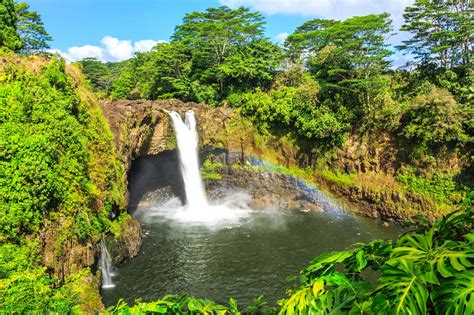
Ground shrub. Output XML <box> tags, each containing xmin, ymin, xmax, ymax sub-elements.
<box><xmin>400</xmin><ymin>87</ymin><xmax>469</xmax><ymax>158</ymax></box>
<box><xmin>236</xmin><ymin>81</ymin><xmax>348</xmax><ymax>149</ymax></box>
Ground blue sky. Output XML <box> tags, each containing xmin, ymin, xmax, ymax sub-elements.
<box><xmin>28</xmin><ymin>0</ymin><xmax>414</xmax><ymax>64</ymax></box>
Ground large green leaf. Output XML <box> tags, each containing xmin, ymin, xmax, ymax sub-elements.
<box><xmin>302</xmin><ymin>250</ymin><xmax>354</xmax><ymax>281</ymax></box>
<box><xmin>279</xmin><ymin>272</ymin><xmax>363</xmax><ymax>315</ymax></box>
<box><xmin>278</xmin><ymin>286</ymin><xmax>313</xmax><ymax>315</ymax></box>
<box><xmin>392</xmin><ymin>228</ymin><xmax>474</xmax><ymax>282</ymax></box>
<box><xmin>374</xmin><ymin>259</ymin><xmax>428</xmax><ymax>314</ymax></box>
<box><xmin>431</xmin><ymin>270</ymin><xmax>474</xmax><ymax>315</ymax></box>
<box><xmin>187</xmin><ymin>297</ymin><xmax>228</xmax><ymax>314</ymax></box>
<box><xmin>344</xmin><ymin>240</ymin><xmax>393</xmax><ymax>273</ymax></box>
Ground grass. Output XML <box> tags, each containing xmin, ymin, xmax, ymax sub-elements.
<box><xmin>396</xmin><ymin>172</ymin><xmax>467</xmax><ymax>206</ymax></box>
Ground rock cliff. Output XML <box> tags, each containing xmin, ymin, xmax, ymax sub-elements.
<box><xmin>102</xmin><ymin>99</ymin><xmax>436</xmax><ymax>225</ymax></box>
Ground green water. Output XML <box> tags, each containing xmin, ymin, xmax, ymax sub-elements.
<box><xmin>102</xmin><ymin>207</ymin><xmax>400</xmax><ymax>306</ymax></box>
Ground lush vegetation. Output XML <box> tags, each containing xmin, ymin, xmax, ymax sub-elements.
<box><xmin>0</xmin><ymin>54</ymin><xmax>125</xmax><ymax>311</ymax></box>
<box><xmin>79</xmin><ymin>2</ymin><xmax>472</xmax><ymax>174</ymax></box>
<box><xmin>75</xmin><ymin>1</ymin><xmax>472</xmax><ymax>213</ymax></box>
<box><xmin>200</xmin><ymin>160</ymin><xmax>223</xmax><ymax>180</ymax></box>
<box><xmin>0</xmin><ymin>0</ymin><xmax>472</xmax><ymax>313</ymax></box>
<box><xmin>1</xmin><ymin>5</ymin><xmax>129</xmax><ymax>312</ymax></box>
<box><xmin>0</xmin><ymin>0</ymin><xmax>51</xmax><ymax>53</ymax></box>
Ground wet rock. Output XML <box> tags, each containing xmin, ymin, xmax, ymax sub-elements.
<box><xmin>105</xmin><ymin>216</ymin><xmax>142</xmax><ymax>264</ymax></box>
<box><xmin>204</xmin><ymin>166</ymin><xmax>328</xmax><ymax>212</ymax></box>
<box><xmin>41</xmin><ymin>220</ymin><xmax>98</xmax><ymax>284</ymax></box>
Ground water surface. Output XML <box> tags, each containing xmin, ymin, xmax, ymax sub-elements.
<box><xmin>102</xmin><ymin>205</ymin><xmax>399</xmax><ymax>306</ymax></box>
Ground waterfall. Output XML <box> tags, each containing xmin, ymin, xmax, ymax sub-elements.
<box><xmin>99</xmin><ymin>238</ymin><xmax>115</xmax><ymax>289</ymax></box>
<box><xmin>137</xmin><ymin>109</ymin><xmax>250</xmax><ymax>226</ymax></box>
<box><xmin>168</xmin><ymin>111</ymin><xmax>209</xmax><ymax>210</ymax></box>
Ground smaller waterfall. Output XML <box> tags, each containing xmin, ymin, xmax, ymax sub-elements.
<box><xmin>99</xmin><ymin>238</ymin><xmax>115</xmax><ymax>289</ymax></box>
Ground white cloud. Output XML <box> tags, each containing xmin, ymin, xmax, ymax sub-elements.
<box><xmin>219</xmin><ymin>0</ymin><xmax>414</xmax><ymax>22</ymax></box>
<box><xmin>64</xmin><ymin>45</ymin><xmax>104</xmax><ymax>61</ymax></box>
<box><xmin>101</xmin><ymin>36</ymin><xmax>133</xmax><ymax>61</ymax></box>
<box><xmin>134</xmin><ymin>39</ymin><xmax>166</xmax><ymax>53</ymax></box>
<box><xmin>52</xmin><ymin>36</ymin><xmax>165</xmax><ymax>62</ymax></box>
<box><xmin>220</xmin><ymin>0</ymin><xmax>416</xmax><ymax>67</ymax></box>
<box><xmin>275</xmin><ymin>32</ymin><xmax>289</xmax><ymax>43</ymax></box>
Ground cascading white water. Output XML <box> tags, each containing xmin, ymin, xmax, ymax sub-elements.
<box><xmin>168</xmin><ymin>111</ymin><xmax>209</xmax><ymax>210</ymax></box>
<box><xmin>99</xmin><ymin>238</ymin><xmax>115</xmax><ymax>289</ymax></box>
<box><xmin>151</xmin><ymin>110</ymin><xmax>251</xmax><ymax>226</ymax></box>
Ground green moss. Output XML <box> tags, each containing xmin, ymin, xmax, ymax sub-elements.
<box><xmin>200</xmin><ymin>160</ymin><xmax>223</xmax><ymax>180</ymax></box>
<box><xmin>165</xmin><ymin>132</ymin><xmax>177</xmax><ymax>150</ymax></box>
<box><xmin>317</xmin><ymin>167</ymin><xmax>355</xmax><ymax>187</ymax></box>
<box><xmin>108</xmin><ymin>212</ymin><xmax>132</xmax><ymax>238</ymax></box>
<box><xmin>64</xmin><ymin>269</ymin><xmax>103</xmax><ymax>314</ymax></box>
<box><xmin>0</xmin><ymin>243</ymin><xmax>77</xmax><ymax>313</ymax></box>
<box><xmin>251</xmin><ymin>160</ymin><xmax>314</xmax><ymax>182</ymax></box>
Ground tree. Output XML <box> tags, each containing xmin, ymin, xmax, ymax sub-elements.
<box><xmin>399</xmin><ymin>0</ymin><xmax>473</xmax><ymax>68</ymax></box>
<box><xmin>136</xmin><ymin>42</ymin><xmax>204</xmax><ymax>102</ymax></box>
<box><xmin>108</xmin><ymin>6</ymin><xmax>282</xmax><ymax>104</ymax></box>
<box><xmin>77</xmin><ymin>57</ymin><xmax>113</xmax><ymax>92</ymax></box>
<box><xmin>15</xmin><ymin>1</ymin><xmax>51</xmax><ymax>53</ymax></box>
<box><xmin>173</xmin><ymin>6</ymin><xmax>265</xmax><ymax>65</ymax></box>
<box><xmin>0</xmin><ymin>1</ymin><xmax>51</xmax><ymax>53</ymax></box>
<box><xmin>172</xmin><ymin>6</ymin><xmax>268</xmax><ymax>96</ymax></box>
<box><xmin>218</xmin><ymin>38</ymin><xmax>282</xmax><ymax>92</ymax></box>
<box><xmin>286</xmin><ymin>14</ymin><xmax>394</xmax><ymax>128</ymax></box>
<box><xmin>236</xmin><ymin>75</ymin><xmax>348</xmax><ymax>149</ymax></box>
<box><xmin>0</xmin><ymin>0</ymin><xmax>21</xmax><ymax>50</ymax></box>
<box><xmin>286</xmin><ymin>14</ymin><xmax>393</xmax><ymax>83</ymax></box>
<box><xmin>400</xmin><ymin>86</ymin><xmax>469</xmax><ymax>155</ymax></box>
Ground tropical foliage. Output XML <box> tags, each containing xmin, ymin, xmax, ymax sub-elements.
<box><xmin>79</xmin><ymin>3</ymin><xmax>472</xmax><ymax>181</ymax></box>
<box><xmin>1</xmin><ymin>0</ymin><xmax>473</xmax><ymax>313</ymax></box>
<box><xmin>0</xmin><ymin>53</ymin><xmax>125</xmax><ymax>312</ymax></box>
<box><xmin>279</xmin><ymin>199</ymin><xmax>474</xmax><ymax>314</ymax></box>
<box><xmin>399</xmin><ymin>0</ymin><xmax>472</xmax><ymax>69</ymax></box>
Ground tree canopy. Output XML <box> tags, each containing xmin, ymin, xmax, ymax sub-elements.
<box><xmin>0</xmin><ymin>0</ymin><xmax>21</xmax><ymax>50</ymax></box>
<box><xmin>15</xmin><ymin>1</ymin><xmax>51</xmax><ymax>53</ymax></box>
<box><xmin>286</xmin><ymin>13</ymin><xmax>393</xmax><ymax>77</ymax></box>
<box><xmin>399</xmin><ymin>0</ymin><xmax>473</xmax><ymax>69</ymax></box>
<box><xmin>94</xmin><ymin>6</ymin><xmax>282</xmax><ymax>104</ymax></box>
<box><xmin>173</xmin><ymin>6</ymin><xmax>266</xmax><ymax>63</ymax></box>
<box><xmin>285</xmin><ymin>13</ymin><xmax>395</xmax><ymax>130</ymax></box>
<box><xmin>0</xmin><ymin>0</ymin><xmax>51</xmax><ymax>53</ymax></box>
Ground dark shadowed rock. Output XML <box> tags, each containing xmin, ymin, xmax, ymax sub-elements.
<box><xmin>105</xmin><ymin>216</ymin><xmax>142</xmax><ymax>264</ymax></box>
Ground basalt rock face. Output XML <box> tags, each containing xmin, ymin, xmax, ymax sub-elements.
<box><xmin>41</xmin><ymin>219</ymin><xmax>97</xmax><ymax>282</ymax></box>
<box><xmin>316</xmin><ymin>178</ymin><xmax>436</xmax><ymax>224</ymax></box>
<box><xmin>101</xmin><ymin>99</ymin><xmax>300</xmax><ymax>172</ymax></box>
<box><xmin>102</xmin><ymin>99</ymin><xmax>437</xmax><ymax>227</ymax></box>
<box><xmin>324</xmin><ymin>134</ymin><xmax>399</xmax><ymax>176</ymax></box>
<box><xmin>105</xmin><ymin>216</ymin><xmax>142</xmax><ymax>264</ymax></box>
<box><xmin>206</xmin><ymin>166</ymin><xmax>330</xmax><ymax>213</ymax></box>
